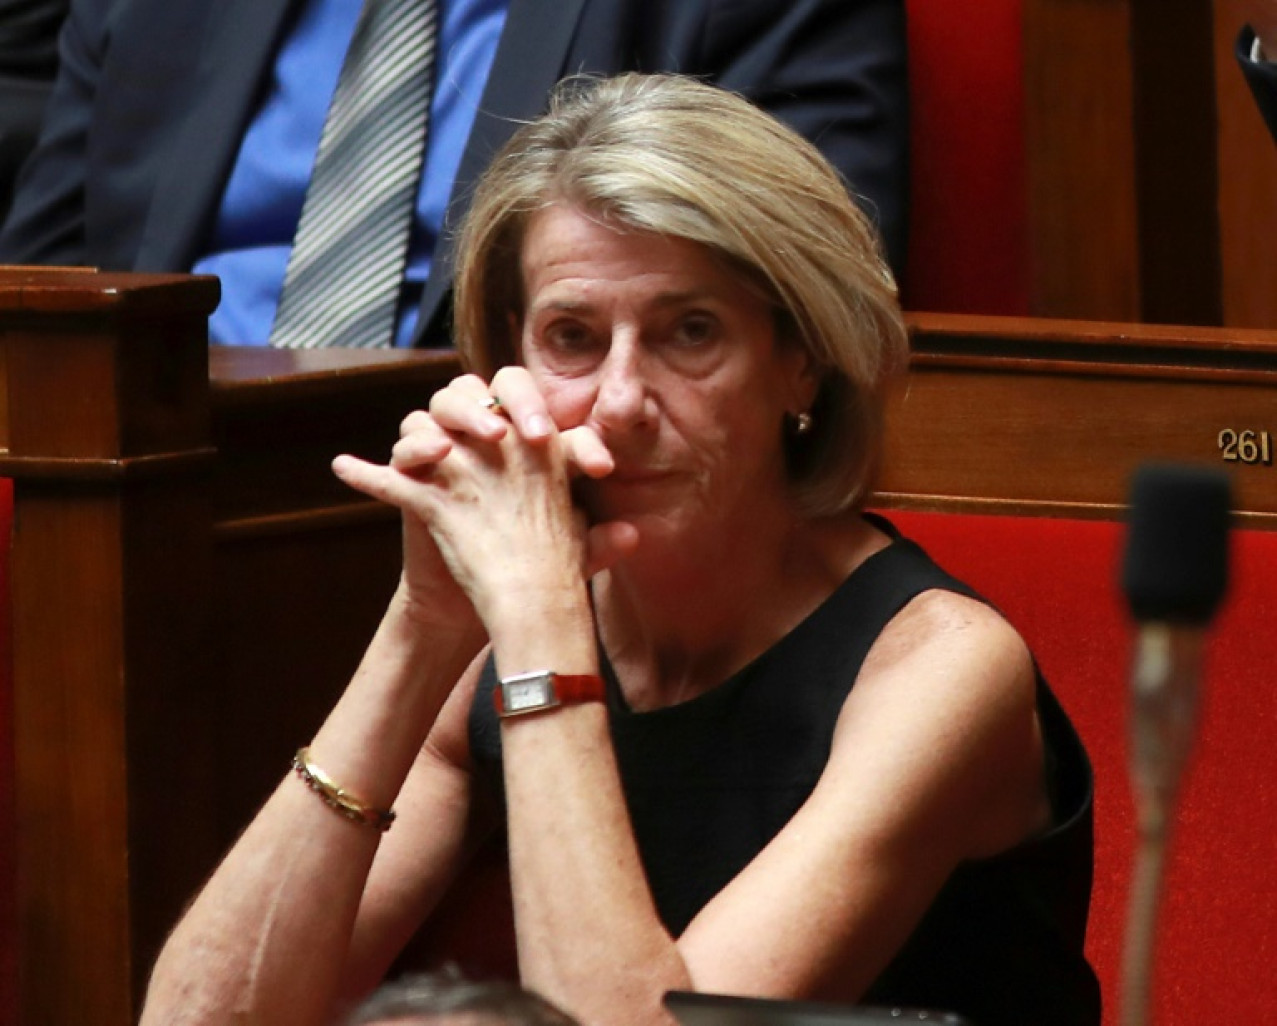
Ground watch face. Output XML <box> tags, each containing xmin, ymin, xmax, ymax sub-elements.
<box><xmin>502</xmin><ymin>673</ymin><xmax>556</xmax><ymax>714</ymax></box>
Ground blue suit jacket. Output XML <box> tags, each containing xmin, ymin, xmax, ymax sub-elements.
<box><xmin>0</xmin><ymin>0</ymin><xmax>908</xmax><ymax>346</ymax></box>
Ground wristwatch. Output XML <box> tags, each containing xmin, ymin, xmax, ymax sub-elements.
<box><xmin>494</xmin><ymin>669</ymin><xmax>606</xmax><ymax>717</ymax></box>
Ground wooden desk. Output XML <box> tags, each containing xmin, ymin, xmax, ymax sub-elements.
<box><xmin>884</xmin><ymin>312</ymin><xmax>1277</xmax><ymax>524</ymax></box>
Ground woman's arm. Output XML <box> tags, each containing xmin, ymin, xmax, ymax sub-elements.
<box><xmin>342</xmin><ymin>371</ymin><xmax>684</xmax><ymax>1022</ymax></box>
<box><xmin>677</xmin><ymin>590</ymin><xmax>1048</xmax><ymax>1000</ymax></box>
<box><xmin>140</xmin><ymin>366</ymin><xmax>631</xmax><ymax>1024</ymax></box>
<box><xmin>140</xmin><ymin>595</ymin><xmax>486</xmax><ymax>1025</ymax></box>
<box><xmin>140</xmin><ymin>455</ymin><xmax>492</xmax><ymax>1026</ymax></box>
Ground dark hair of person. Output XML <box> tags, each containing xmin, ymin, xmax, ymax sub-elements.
<box><xmin>347</xmin><ymin>967</ymin><xmax>579</xmax><ymax>1026</ymax></box>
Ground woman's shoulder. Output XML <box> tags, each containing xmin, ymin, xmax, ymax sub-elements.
<box><xmin>854</xmin><ymin>586</ymin><xmax>1036</xmax><ymax>734</ymax></box>
<box><xmin>829</xmin><ymin>588</ymin><xmax>1048</xmax><ymax>858</ymax></box>
<box><xmin>871</xmin><ymin>585</ymin><xmax>1028</xmax><ymax>666</ymax></box>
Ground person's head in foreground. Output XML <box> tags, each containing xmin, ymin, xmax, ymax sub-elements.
<box><xmin>348</xmin><ymin>969</ymin><xmax>578</xmax><ymax>1026</ymax></box>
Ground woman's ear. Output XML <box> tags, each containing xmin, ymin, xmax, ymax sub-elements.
<box><xmin>779</xmin><ymin>336</ymin><xmax>823</xmax><ymax>416</ymax></box>
<box><xmin>770</xmin><ymin>307</ymin><xmax>822</xmax><ymax>412</ymax></box>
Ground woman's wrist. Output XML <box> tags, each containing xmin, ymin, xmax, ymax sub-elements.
<box><xmin>484</xmin><ymin>584</ymin><xmax>598</xmax><ymax>677</ymax></box>
<box><xmin>389</xmin><ymin>576</ymin><xmax>484</xmax><ymax>645</ymax></box>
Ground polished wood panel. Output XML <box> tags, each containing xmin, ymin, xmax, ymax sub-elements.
<box><xmin>1129</xmin><ymin>0</ymin><xmax>1222</xmax><ymax>325</ymax></box>
<box><xmin>882</xmin><ymin>313</ymin><xmax>1277</xmax><ymax>522</ymax></box>
<box><xmin>1024</xmin><ymin>0</ymin><xmax>1140</xmax><ymax>321</ymax></box>
<box><xmin>1</xmin><ymin>269</ymin><xmax>220</xmax><ymax>1025</ymax></box>
<box><xmin>1021</xmin><ymin>0</ymin><xmax>1269</xmax><ymax>328</ymax></box>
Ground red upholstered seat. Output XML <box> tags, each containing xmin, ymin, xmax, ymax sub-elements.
<box><xmin>886</xmin><ymin>508</ymin><xmax>1277</xmax><ymax>1024</ymax></box>
<box><xmin>903</xmin><ymin>0</ymin><xmax>1030</xmax><ymax>315</ymax></box>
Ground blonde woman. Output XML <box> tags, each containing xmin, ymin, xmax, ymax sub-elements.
<box><xmin>142</xmin><ymin>75</ymin><xmax>1099</xmax><ymax>1026</ymax></box>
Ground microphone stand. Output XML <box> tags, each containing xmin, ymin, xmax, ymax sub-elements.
<box><xmin>1121</xmin><ymin>623</ymin><xmax>1206</xmax><ymax>1026</ymax></box>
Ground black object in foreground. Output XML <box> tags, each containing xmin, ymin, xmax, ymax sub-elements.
<box><xmin>1119</xmin><ymin>462</ymin><xmax>1232</xmax><ymax>1026</ymax></box>
<box><xmin>664</xmin><ymin>991</ymin><xmax>970</xmax><ymax>1026</ymax></box>
<box><xmin>1122</xmin><ymin>463</ymin><xmax>1231</xmax><ymax>623</ymax></box>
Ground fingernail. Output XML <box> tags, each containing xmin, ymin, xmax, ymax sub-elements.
<box><xmin>525</xmin><ymin>414</ymin><xmax>552</xmax><ymax>438</ymax></box>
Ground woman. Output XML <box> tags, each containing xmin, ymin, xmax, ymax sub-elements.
<box><xmin>141</xmin><ymin>75</ymin><xmax>1099</xmax><ymax>1026</ymax></box>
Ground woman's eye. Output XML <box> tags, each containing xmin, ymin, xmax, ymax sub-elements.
<box><xmin>671</xmin><ymin>314</ymin><xmax>717</xmax><ymax>348</ymax></box>
<box><xmin>543</xmin><ymin>321</ymin><xmax>596</xmax><ymax>353</ymax></box>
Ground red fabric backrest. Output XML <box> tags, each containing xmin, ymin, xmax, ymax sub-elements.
<box><xmin>903</xmin><ymin>0</ymin><xmax>1030</xmax><ymax>315</ymax></box>
<box><xmin>884</xmin><ymin>508</ymin><xmax>1277</xmax><ymax>1023</ymax></box>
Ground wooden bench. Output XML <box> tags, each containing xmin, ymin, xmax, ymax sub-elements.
<box><xmin>3</xmin><ymin>269</ymin><xmax>1277</xmax><ymax>1025</ymax></box>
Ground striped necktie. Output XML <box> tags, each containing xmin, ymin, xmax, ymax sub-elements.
<box><xmin>270</xmin><ymin>0</ymin><xmax>437</xmax><ymax>350</ymax></box>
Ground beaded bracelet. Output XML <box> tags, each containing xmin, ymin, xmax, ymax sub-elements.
<box><xmin>291</xmin><ymin>747</ymin><xmax>396</xmax><ymax>832</ymax></box>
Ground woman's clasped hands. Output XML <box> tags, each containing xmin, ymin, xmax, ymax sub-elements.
<box><xmin>331</xmin><ymin>366</ymin><xmax>639</xmax><ymax>633</ymax></box>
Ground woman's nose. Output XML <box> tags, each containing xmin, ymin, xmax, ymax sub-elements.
<box><xmin>591</xmin><ymin>336</ymin><xmax>652</xmax><ymax>430</ymax></box>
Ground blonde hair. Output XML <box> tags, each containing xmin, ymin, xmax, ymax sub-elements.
<box><xmin>453</xmin><ymin>73</ymin><xmax>908</xmax><ymax>515</ymax></box>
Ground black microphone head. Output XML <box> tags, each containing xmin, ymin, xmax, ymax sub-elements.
<box><xmin>1122</xmin><ymin>463</ymin><xmax>1232</xmax><ymax>623</ymax></box>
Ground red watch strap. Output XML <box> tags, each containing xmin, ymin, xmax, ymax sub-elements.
<box><xmin>493</xmin><ymin>671</ymin><xmax>606</xmax><ymax>716</ymax></box>
<box><xmin>553</xmin><ymin>673</ymin><xmax>606</xmax><ymax>706</ymax></box>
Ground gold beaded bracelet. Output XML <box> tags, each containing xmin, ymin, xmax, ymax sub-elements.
<box><xmin>291</xmin><ymin>747</ymin><xmax>396</xmax><ymax>832</ymax></box>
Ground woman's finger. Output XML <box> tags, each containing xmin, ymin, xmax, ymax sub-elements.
<box><xmin>585</xmin><ymin>520</ymin><xmax>640</xmax><ymax>577</ymax></box>
<box><xmin>560</xmin><ymin>425</ymin><xmax>614</xmax><ymax>479</ymax></box>
<box><xmin>398</xmin><ymin>408</ymin><xmax>434</xmax><ymax>438</ymax></box>
<box><xmin>490</xmin><ymin>365</ymin><xmax>554</xmax><ymax>442</ymax></box>
<box><xmin>402</xmin><ymin>375</ymin><xmax>488</xmax><ymax>434</ymax></box>
<box><xmin>428</xmin><ymin>375</ymin><xmax>510</xmax><ymax>442</ymax></box>
<box><xmin>391</xmin><ymin>416</ymin><xmax>453</xmax><ymax>470</ymax></box>
<box><xmin>332</xmin><ymin>453</ymin><xmax>396</xmax><ymax>502</ymax></box>
<box><xmin>333</xmin><ymin>454</ymin><xmax>433</xmax><ymax>513</ymax></box>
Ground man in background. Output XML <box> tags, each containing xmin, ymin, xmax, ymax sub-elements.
<box><xmin>0</xmin><ymin>0</ymin><xmax>68</xmax><ymax>219</ymax></box>
<box><xmin>0</xmin><ymin>0</ymin><xmax>908</xmax><ymax>349</ymax></box>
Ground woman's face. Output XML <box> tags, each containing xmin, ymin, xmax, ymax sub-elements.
<box><xmin>516</xmin><ymin>204</ymin><xmax>817</xmax><ymax>545</ymax></box>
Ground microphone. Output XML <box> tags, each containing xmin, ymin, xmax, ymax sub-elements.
<box><xmin>1119</xmin><ymin>463</ymin><xmax>1231</xmax><ymax>1026</ymax></box>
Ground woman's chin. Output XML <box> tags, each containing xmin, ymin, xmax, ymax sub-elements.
<box><xmin>606</xmin><ymin>511</ymin><xmax>711</xmax><ymax>574</ymax></box>
<box><xmin>580</xmin><ymin>483</ymin><xmax>724</xmax><ymax>563</ymax></box>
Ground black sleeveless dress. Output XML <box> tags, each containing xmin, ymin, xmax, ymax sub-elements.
<box><xmin>469</xmin><ymin>520</ymin><xmax>1102</xmax><ymax>1025</ymax></box>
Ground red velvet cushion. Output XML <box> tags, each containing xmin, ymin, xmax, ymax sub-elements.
<box><xmin>885</xmin><ymin>508</ymin><xmax>1277</xmax><ymax>1024</ymax></box>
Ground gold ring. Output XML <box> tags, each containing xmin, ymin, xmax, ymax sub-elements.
<box><xmin>481</xmin><ymin>395</ymin><xmax>509</xmax><ymax>419</ymax></box>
